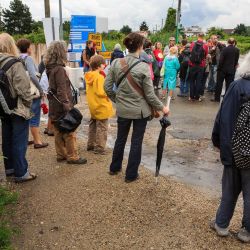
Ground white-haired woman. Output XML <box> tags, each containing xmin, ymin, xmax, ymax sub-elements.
<box><xmin>0</xmin><ymin>33</ymin><xmax>37</xmax><ymax>182</ymax></box>
<box><xmin>211</xmin><ymin>52</ymin><xmax>250</xmax><ymax>243</ymax></box>
<box><xmin>45</xmin><ymin>41</ymin><xmax>87</xmax><ymax>165</ymax></box>
<box><xmin>110</xmin><ymin>43</ymin><xmax>124</xmax><ymax>64</ymax></box>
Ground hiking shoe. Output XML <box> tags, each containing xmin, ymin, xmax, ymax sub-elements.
<box><xmin>237</xmin><ymin>228</ymin><xmax>250</xmax><ymax>243</ymax></box>
<box><xmin>210</xmin><ymin>219</ymin><xmax>229</xmax><ymax>237</ymax></box>
<box><xmin>67</xmin><ymin>158</ymin><xmax>87</xmax><ymax>165</ymax></box>
<box><xmin>87</xmin><ymin>146</ymin><xmax>94</xmax><ymax>151</ymax></box>
<box><xmin>125</xmin><ymin>175</ymin><xmax>140</xmax><ymax>183</ymax></box>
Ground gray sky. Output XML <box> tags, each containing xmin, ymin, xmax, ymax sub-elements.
<box><xmin>1</xmin><ymin>0</ymin><xmax>250</xmax><ymax>31</ymax></box>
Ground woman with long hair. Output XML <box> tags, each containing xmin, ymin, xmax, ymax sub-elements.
<box><xmin>45</xmin><ymin>41</ymin><xmax>87</xmax><ymax>165</ymax></box>
<box><xmin>0</xmin><ymin>33</ymin><xmax>37</xmax><ymax>182</ymax></box>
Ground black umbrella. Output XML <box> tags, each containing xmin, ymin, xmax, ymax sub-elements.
<box><xmin>155</xmin><ymin>116</ymin><xmax>171</xmax><ymax>183</ymax></box>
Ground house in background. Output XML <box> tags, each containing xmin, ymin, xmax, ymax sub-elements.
<box><xmin>222</xmin><ymin>29</ymin><xmax>235</xmax><ymax>35</ymax></box>
<box><xmin>185</xmin><ymin>26</ymin><xmax>203</xmax><ymax>37</ymax></box>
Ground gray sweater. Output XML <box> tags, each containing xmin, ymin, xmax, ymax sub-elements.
<box><xmin>20</xmin><ymin>54</ymin><xmax>43</xmax><ymax>95</ymax></box>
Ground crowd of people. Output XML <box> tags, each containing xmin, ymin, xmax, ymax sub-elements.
<box><xmin>0</xmin><ymin>30</ymin><xmax>249</xmax><ymax>243</ymax></box>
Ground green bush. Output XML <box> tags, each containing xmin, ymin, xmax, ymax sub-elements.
<box><xmin>0</xmin><ymin>187</ymin><xmax>18</xmax><ymax>250</ymax></box>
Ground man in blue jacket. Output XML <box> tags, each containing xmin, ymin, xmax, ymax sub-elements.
<box><xmin>211</xmin><ymin>55</ymin><xmax>250</xmax><ymax>243</ymax></box>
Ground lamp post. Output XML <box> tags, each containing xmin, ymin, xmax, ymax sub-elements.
<box><xmin>59</xmin><ymin>0</ymin><xmax>63</xmax><ymax>40</ymax></box>
<box><xmin>44</xmin><ymin>0</ymin><xmax>50</xmax><ymax>18</ymax></box>
<box><xmin>176</xmin><ymin>0</ymin><xmax>182</xmax><ymax>43</ymax></box>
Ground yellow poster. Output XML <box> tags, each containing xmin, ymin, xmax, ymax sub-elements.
<box><xmin>88</xmin><ymin>33</ymin><xmax>102</xmax><ymax>51</ymax></box>
<box><xmin>99</xmin><ymin>51</ymin><xmax>112</xmax><ymax>60</ymax></box>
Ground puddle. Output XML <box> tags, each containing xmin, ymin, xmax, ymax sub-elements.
<box><xmin>78</xmin><ymin>119</ymin><xmax>223</xmax><ymax>195</ymax></box>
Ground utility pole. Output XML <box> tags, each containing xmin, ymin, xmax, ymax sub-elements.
<box><xmin>59</xmin><ymin>0</ymin><xmax>63</xmax><ymax>40</ymax></box>
<box><xmin>176</xmin><ymin>0</ymin><xmax>182</xmax><ymax>43</ymax></box>
<box><xmin>0</xmin><ymin>4</ymin><xmax>2</xmax><ymax>31</ymax></box>
<box><xmin>44</xmin><ymin>0</ymin><xmax>50</xmax><ymax>18</ymax></box>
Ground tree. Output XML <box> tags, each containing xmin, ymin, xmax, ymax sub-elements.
<box><xmin>163</xmin><ymin>8</ymin><xmax>176</xmax><ymax>32</ymax></box>
<box><xmin>207</xmin><ymin>27</ymin><xmax>226</xmax><ymax>39</ymax></box>
<box><xmin>63</xmin><ymin>21</ymin><xmax>70</xmax><ymax>33</ymax></box>
<box><xmin>120</xmin><ymin>25</ymin><xmax>132</xmax><ymax>35</ymax></box>
<box><xmin>2</xmin><ymin>0</ymin><xmax>33</xmax><ymax>35</ymax></box>
<box><xmin>140</xmin><ymin>21</ymin><xmax>149</xmax><ymax>31</ymax></box>
<box><xmin>234</xmin><ymin>24</ymin><xmax>247</xmax><ymax>35</ymax></box>
<box><xmin>31</xmin><ymin>21</ymin><xmax>43</xmax><ymax>33</ymax></box>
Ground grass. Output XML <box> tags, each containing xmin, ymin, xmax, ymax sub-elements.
<box><xmin>0</xmin><ymin>186</ymin><xmax>18</xmax><ymax>250</ymax></box>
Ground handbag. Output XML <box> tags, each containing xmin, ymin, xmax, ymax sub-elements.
<box><xmin>119</xmin><ymin>58</ymin><xmax>160</xmax><ymax>119</ymax></box>
<box><xmin>48</xmin><ymin>86</ymin><xmax>82</xmax><ymax>133</ymax></box>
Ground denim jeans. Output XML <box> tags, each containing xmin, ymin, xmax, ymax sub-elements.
<box><xmin>188</xmin><ymin>66</ymin><xmax>204</xmax><ymax>99</ymax></box>
<box><xmin>30</xmin><ymin>98</ymin><xmax>41</xmax><ymax>127</ymax></box>
<box><xmin>110</xmin><ymin>117</ymin><xmax>148</xmax><ymax>180</ymax></box>
<box><xmin>207</xmin><ymin>65</ymin><xmax>217</xmax><ymax>91</ymax></box>
<box><xmin>180</xmin><ymin>79</ymin><xmax>189</xmax><ymax>95</ymax></box>
<box><xmin>1</xmin><ymin>115</ymin><xmax>29</xmax><ymax>178</ymax></box>
<box><xmin>216</xmin><ymin>166</ymin><xmax>250</xmax><ymax>232</ymax></box>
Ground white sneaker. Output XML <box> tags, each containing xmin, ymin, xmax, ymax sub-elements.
<box><xmin>238</xmin><ymin>228</ymin><xmax>250</xmax><ymax>243</ymax></box>
<box><xmin>210</xmin><ymin>219</ymin><xmax>229</xmax><ymax>237</ymax></box>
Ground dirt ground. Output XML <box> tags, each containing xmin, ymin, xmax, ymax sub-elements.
<box><xmin>3</xmin><ymin>94</ymin><xmax>250</xmax><ymax>250</ymax></box>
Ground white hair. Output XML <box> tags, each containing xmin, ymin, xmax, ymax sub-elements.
<box><xmin>237</xmin><ymin>52</ymin><xmax>250</xmax><ymax>76</ymax></box>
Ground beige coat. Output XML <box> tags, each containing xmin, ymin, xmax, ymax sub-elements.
<box><xmin>104</xmin><ymin>53</ymin><xmax>164</xmax><ymax>119</ymax></box>
<box><xmin>0</xmin><ymin>54</ymin><xmax>33</xmax><ymax>119</ymax></box>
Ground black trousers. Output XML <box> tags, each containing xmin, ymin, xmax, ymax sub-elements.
<box><xmin>188</xmin><ymin>66</ymin><xmax>204</xmax><ymax>99</ymax></box>
<box><xmin>110</xmin><ymin>117</ymin><xmax>148</xmax><ymax>180</ymax></box>
<box><xmin>214</xmin><ymin>71</ymin><xmax>235</xmax><ymax>101</ymax></box>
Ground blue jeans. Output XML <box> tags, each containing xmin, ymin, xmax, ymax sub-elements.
<box><xmin>180</xmin><ymin>79</ymin><xmax>189</xmax><ymax>95</ymax></box>
<box><xmin>188</xmin><ymin>66</ymin><xmax>204</xmax><ymax>99</ymax></box>
<box><xmin>216</xmin><ymin>166</ymin><xmax>250</xmax><ymax>232</ymax></box>
<box><xmin>208</xmin><ymin>65</ymin><xmax>217</xmax><ymax>91</ymax></box>
<box><xmin>30</xmin><ymin>98</ymin><xmax>41</xmax><ymax>127</ymax></box>
<box><xmin>110</xmin><ymin>117</ymin><xmax>148</xmax><ymax>180</ymax></box>
<box><xmin>1</xmin><ymin>115</ymin><xmax>30</xmax><ymax>178</ymax></box>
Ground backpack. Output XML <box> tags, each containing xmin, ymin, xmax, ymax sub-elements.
<box><xmin>190</xmin><ymin>41</ymin><xmax>205</xmax><ymax>65</ymax></box>
<box><xmin>0</xmin><ymin>58</ymin><xmax>19</xmax><ymax>117</ymax></box>
<box><xmin>232</xmin><ymin>100</ymin><xmax>250</xmax><ymax>169</ymax></box>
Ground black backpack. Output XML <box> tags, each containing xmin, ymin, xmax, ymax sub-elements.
<box><xmin>232</xmin><ymin>100</ymin><xmax>250</xmax><ymax>169</ymax></box>
<box><xmin>190</xmin><ymin>41</ymin><xmax>205</xmax><ymax>65</ymax></box>
<box><xmin>0</xmin><ymin>58</ymin><xmax>19</xmax><ymax>117</ymax></box>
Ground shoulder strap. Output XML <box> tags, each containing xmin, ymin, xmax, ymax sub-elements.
<box><xmin>116</xmin><ymin>58</ymin><xmax>141</xmax><ymax>88</ymax></box>
<box><xmin>1</xmin><ymin>58</ymin><xmax>20</xmax><ymax>72</ymax></box>
<box><xmin>119</xmin><ymin>58</ymin><xmax>145</xmax><ymax>98</ymax></box>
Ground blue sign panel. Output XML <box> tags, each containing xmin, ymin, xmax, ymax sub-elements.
<box><xmin>69</xmin><ymin>15</ymin><xmax>96</xmax><ymax>52</ymax></box>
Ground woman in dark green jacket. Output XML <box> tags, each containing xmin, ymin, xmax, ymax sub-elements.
<box><xmin>105</xmin><ymin>32</ymin><xmax>169</xmax><ymax>183</ymax></box>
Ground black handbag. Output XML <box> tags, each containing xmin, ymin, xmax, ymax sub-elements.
<box><xmin>55</xmin><ymin>107</ymin><xmax>83</xmax><ymax>133</ymax></box>
<box><xmin>48</xmin><ymin>83</ymin><xmax>82</xmax><ymax>133</ymax></box>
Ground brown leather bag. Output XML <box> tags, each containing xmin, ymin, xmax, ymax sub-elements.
<box><xmin>120</xmin><ymin>58</ymin><xmax>160</xmax><ymax>119</ymax></box>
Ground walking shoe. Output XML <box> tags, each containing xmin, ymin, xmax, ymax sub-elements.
<box><xmin>237</xmin><ymin>228</ymin><xmax>250</xmax><ymax>243</ymax></box>
<box><xmin>210</xmin><ymin>219</ymin><xmax>229</xmax><ymax>237</ymax></box>
<box><xmin>56</xmin><ymin>158</ymin><xmax>66</xmax><ymax>162</ymax></box>
<box><xmin>109</xmin><ymin>169</ymin><xmax>121</xmax><ymax>175</ymax></box>
<box><xmin>94</xmin><ymin>149</ymin><xmax>107</xmax><ymax>155</ymax></box>
<box><xmin>87</xmin><ymin>146</ymin><xmax>94</xmax><ymax>151</ymax></box>
<box><xmin>67</xmin><ymin>158</ymin><xmax>87</xmax><ymax>165</ymax></box>
<box><xmin>34</xmin><ymin>143</ymin><xmax>49</xmax><ymax>149</ymax></box>
<box><xmin>125</xmin><ymin>175</ymin><xmax>140</xmax><ymax>183</ymax></box>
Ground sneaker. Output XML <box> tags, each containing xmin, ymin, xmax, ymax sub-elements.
<box><xmin>237</xmin><ymin>228</ymin><xmax>250</xmax><ymax>243</ymax></box>
<box><xmin>67</xmin><ymin>158</ymin><xmax>87</xmax><ymax>165</ymax></box>
<box><xmin>109</xmin><ymin>170</ymin><xmax>121</xmax><ymax>175</ymax></box>
<box><xmin>94</xmin><ymin>149</ymin><xmax>107</xmax><ymax>155</ymax></box>
<box><xmin>210</xmin><ymin>219</ymin><xmax>229</xmax><ymax>237</ymax></box>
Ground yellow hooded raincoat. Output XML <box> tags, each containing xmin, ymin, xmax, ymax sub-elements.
<box><xmin>85</xmin><ymin>71</ymin><xmax>114</xmax><ymax>120</ymax></box>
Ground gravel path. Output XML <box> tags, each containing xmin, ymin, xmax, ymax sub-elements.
<box><xmin>5</xmin><ymin>97</ymin><xmax>249</xmax><ymax>250</ymax></box>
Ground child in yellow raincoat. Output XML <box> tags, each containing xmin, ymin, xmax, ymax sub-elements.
<box><xmin>85</xmin><ymin>55</ymin><xmax>114</xmax><ymax>154</ymax></box>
